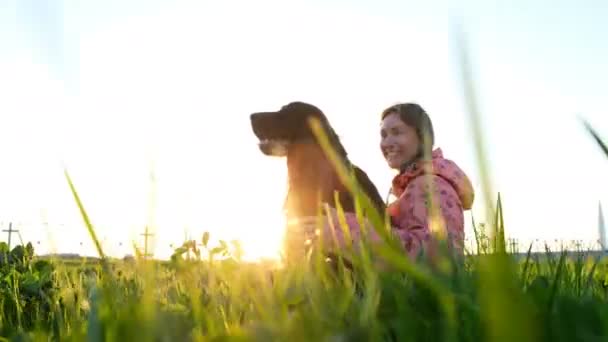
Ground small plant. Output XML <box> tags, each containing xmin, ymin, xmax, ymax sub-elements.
<box><xmin>0</xmin><ymin>242</ymin><xmax>59</xmax><ymax>337</ymax></box>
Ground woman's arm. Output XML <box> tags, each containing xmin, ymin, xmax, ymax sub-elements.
<box><xmin>391</xmin><ymin>175</ymin><xmax>466</xmax><ymax>258</ymax></box>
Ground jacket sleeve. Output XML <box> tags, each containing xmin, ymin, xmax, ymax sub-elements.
<box><xmin>392</xmin><ymin>175</ymin><xmax>465</xmax><ymax>259</ymax></box>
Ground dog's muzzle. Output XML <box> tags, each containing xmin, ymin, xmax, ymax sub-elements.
<box><xmin>258</xmin><ymin>139</ymin><xmax>289</xmax><ymax>156</ymax></box>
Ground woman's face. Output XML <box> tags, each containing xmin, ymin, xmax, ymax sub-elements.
<box><xmin>380</xmin><ymin>112</ymin><xmax>421</xmax><ymax>170</ymax></box>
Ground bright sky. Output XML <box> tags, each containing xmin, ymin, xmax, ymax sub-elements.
<box><xmin>1</xmin><ymin>0</ymin><xmax>607</xmax><ymax>260</ymax></box>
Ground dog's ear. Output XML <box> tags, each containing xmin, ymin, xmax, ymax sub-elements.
<box><xmin>352</xmin><ymin>166</ymin><xmax>386</xmax><ymax>215</ymax></box>
<box><xmin>324</xmin><ymin>124</ymin><xmax>348</xmax><ymax>158</ymax></box>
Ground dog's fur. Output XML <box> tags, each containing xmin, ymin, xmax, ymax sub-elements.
<box><xmin>250</xmin><ymin>102</ymin><xmax>386</xmax><ymax>258</ymax></box>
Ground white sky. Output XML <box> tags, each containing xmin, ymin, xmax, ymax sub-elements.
<box><xmin>1</xmin><ymin>0</ymin><xmax>607</xmax><ymax>259</ymax></box>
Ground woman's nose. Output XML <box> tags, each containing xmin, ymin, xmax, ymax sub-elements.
<box><xmin>380</xmin><ymin>137</ymin><xmax>392</xmax><ymax>149</ymax></box>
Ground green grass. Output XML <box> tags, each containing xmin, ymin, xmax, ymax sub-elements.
<box><xmin>1</xmin><ymin>229</ymin><xmax>608</xmax><ymax>341</ymax></box>
<box><xmin>0</xmin><ymin>118</ymin><xmax>604</xmax><ymax>341</ymax></box>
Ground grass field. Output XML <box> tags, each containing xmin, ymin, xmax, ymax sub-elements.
<box><xmin>0</xmin><ymin>118</ymin><xmax>607</xmax><ymax>341</ymax></box>
<box><xmin>1</xmin><ymin>227</ymin><xmax>608</xmax><ymax>341</ymax></box>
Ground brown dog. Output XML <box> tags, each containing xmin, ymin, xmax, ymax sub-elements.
<box><xmin>250</xmin><ymin>101</ymin><xmax>386</xmax><ymax>262</ymax></box>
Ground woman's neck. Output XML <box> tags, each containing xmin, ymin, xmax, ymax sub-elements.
<box><xmin>399</xmin><ymin>158</ymin><xmax>419</xmax><ymax>174</ymax></box>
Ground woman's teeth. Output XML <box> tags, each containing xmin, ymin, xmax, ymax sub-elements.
<box><xmin>386</xmin><ymin>151</ymin><xmax>400</xmax><ymax>159</ymax></box>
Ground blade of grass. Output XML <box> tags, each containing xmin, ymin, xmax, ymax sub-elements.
<box><xmin>63</xmin><ymin>168</ymin><xmax>107</xmax><ymax>269</ymax></box>
<box><xmin>451</xmin><ymin>19</ymin><xmax>538</xmax><ymax>342</ymax></box>
<box><xmin>581</xmin><ymin>118</ymin><xmax>608</xmax><ymax>158</ymax></box>
<box><xmin>521</xmin><ymin>241</ymin><xmax>535</xmax><ymax>285</ymax></box>
<box><xmin>584</xmin><ymin>255</ymin><xmax>601</xmax><ymax>297</ymax></box>
<box><xmin>451</xmin><ymin>20</ymin><xmax>496</xmax><ymax>239</ymax></box>
<box><xmin>494</xmin><ymin>193</ymin><xmax>506</xmax><ymax>253</ymax></box>
<box><xmin>471</xmin><ymin>214</ymin><xmax>483</xmax><ymax>255</ymax></box>
<box><xmin>548</xmin><ymin>250</ymin><xmax>567</xmax><ymax>312</ymax></box>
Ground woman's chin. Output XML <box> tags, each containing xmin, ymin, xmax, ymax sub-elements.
<box><xmin>386</xmin><ymin>160</ymin><xmax>402</xmax><ymax>171</ymax></box>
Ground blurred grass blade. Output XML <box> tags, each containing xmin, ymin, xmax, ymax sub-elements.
<box><xmin>64</xmin><ymin>168</ymin><xmax>106</xmax><ymax>262</ymax></box>
<box><xmin>520</xmin><ymin>242</ymin><xmax>535</xmax><ymax>284</ymax></box>
<box><xmin>451</xmin><ymin>19</ymin><xmax>496</xmax><ymax>237</ymax></box>
<box><xmin>477</xmin><ymin>253</ymin><xmax>539</xmax><ymax>342</ymax></box>
<box><xmin>581</xmin><ymin>118</ymin><xmax>608</xmax><ymax>158</ymax></box>
<box><xmin>451</xmin><ymin>20</ymin><xmax>538</xmax><ymax>342</ymax></box>
<box><xmin>548</xmin><ymin>251</ymin><xmax>567</xmax><ymax>311</ymax></box>
<box><xmin>584</xmin><ymin>256</ymin><xmax>601</xmax><ymax>297</ymax></box>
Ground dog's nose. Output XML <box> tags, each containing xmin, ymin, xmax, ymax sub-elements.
<box><xmin>250</xmin><ymin>112</ymin><xmax>268</xmax><ymax>138</ymax></box>
<box><xmin>250</xmin><ymin>112</ymin><xmax>262</xmax><ymax>124</ymax></box>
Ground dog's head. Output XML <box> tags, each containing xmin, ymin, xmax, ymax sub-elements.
<box><xmin>250</xmin><ymin>101</ymin><xmax>346</xmax><ymax>157</ymax></box>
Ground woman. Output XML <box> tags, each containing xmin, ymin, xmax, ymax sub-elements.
<box><xmin>312</xmin><ymin>103</ymin><xmax>474</xmax><ymax>261</ymax></box>
<box><xmin>378</xmin><ymin>103</ymin><xmax>475</xmax><ymax>259</ymax></box>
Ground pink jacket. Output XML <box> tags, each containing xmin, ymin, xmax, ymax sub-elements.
<box><xmin>320</xmin><ymin>148</ymin><xmax>474</xmax><ymax>260</ymax></box>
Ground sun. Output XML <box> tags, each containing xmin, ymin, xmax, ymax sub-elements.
<box><xmin>222</xmin><ymin>157</ymin><xmax>289</xmax><ymax>263</ymax></box>
<box><xmin>238</xmin><ymin>210</ymin><xmax>286</xmax><ymax>262</ymax></box>
<box><xmin>238</xmin><ymin>186</ymin><xmax>288</xmax><ymax>261</ymax></box>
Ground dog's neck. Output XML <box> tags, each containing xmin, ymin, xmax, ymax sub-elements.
<box><xmin>284</xmin><ymin>143</ymin><xmax>339</xmax><ymax>220</ymax></box>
